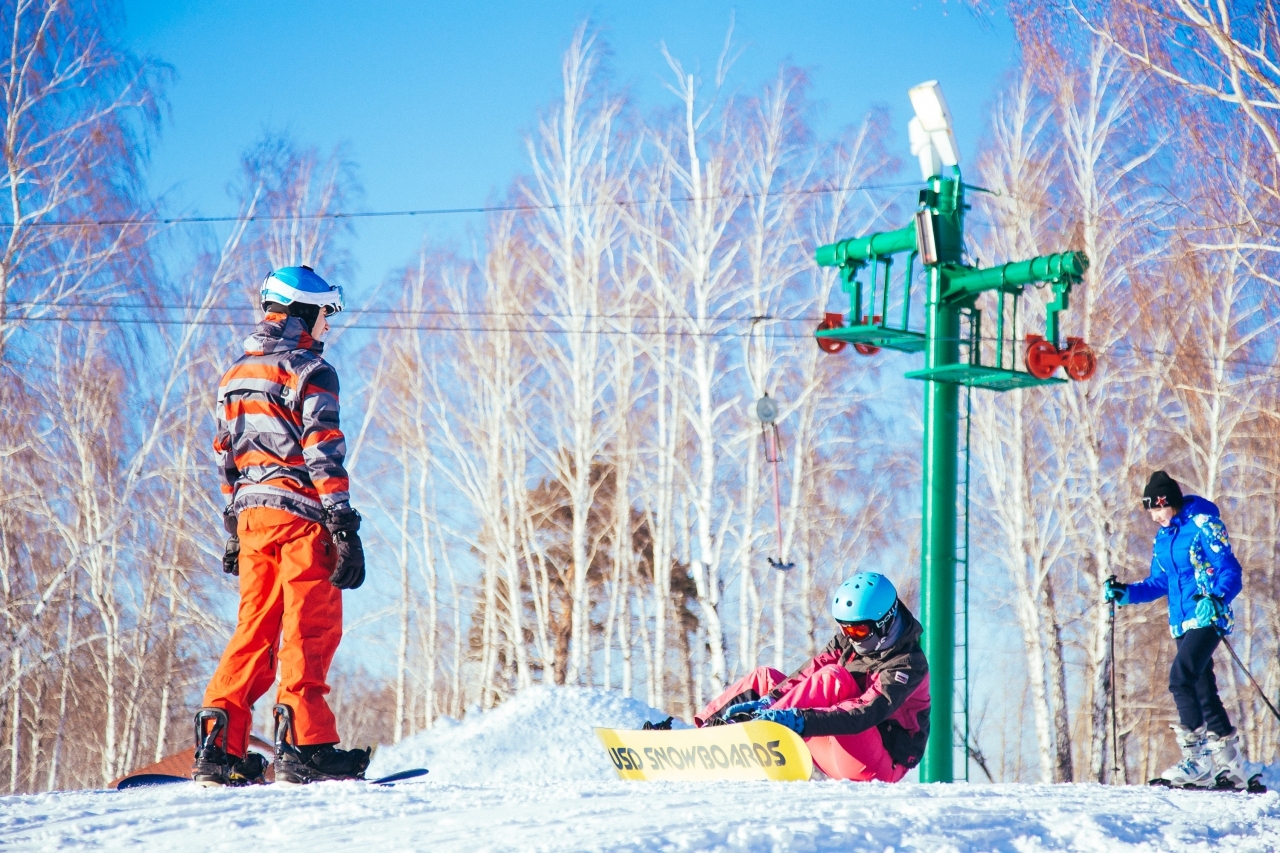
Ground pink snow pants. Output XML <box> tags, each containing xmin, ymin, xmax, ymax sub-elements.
<box><xmin>697</xmin><ymin>665</ymin><xmax>908</xmax><ymax>783</ymax></box>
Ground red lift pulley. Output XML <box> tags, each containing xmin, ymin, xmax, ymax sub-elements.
<box><xmin>1024</xmin><ymin>334</ymin><xmax>1097</xmax><ymax>381</ymax></box>
<box><xmin>816</xmin><ymin>312</ymin><xmax>847</xmax><ymax>353</ymax></box>
<box><xmin>815</xmin><ymin>312</ymin><xmax>884</xmax><ymax>356</ymax></box>
<box><xmin>853</xmin><ymin>315</ymin><xmax>881</xmax><ymax>356</ymax></box>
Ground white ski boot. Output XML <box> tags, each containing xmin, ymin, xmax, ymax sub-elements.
<box><xmin>1158</xmin><ymin>724</ymin><xmax>1215</xmax><ymax>788</ymax></box>
<box><xmin>1204</xmin><ymin>728</ymin><xmax>1247</xmax><ymax>789</ymax></box>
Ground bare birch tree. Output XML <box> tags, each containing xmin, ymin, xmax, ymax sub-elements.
<box><xmin>520</xmin><ymin>26</ymin><xmax>624</xmax><ymax>686</ymax></box>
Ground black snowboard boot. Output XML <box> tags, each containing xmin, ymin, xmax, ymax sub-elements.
<box><xmin>191</xmin><ymin>708</ymin><xmax>232</xmax><ymax>787</ymax></box>
<box><xmin>642</xmin><ymin>716</ymin><xmax>674</xmax><ymax>731</ymax></box>
<box><xmin>230</xmin><ymin>752</ymin><xmax>269</xmax><ymax>785</ymax></box>
<box><xmin>272</xmin><ymin>703</ymin><xmax>370</xmax><ymax>785</ymax></box>
<box><xmin>275</xmin><ymin>743</ymin><xmax>372</xmax><ymax>784</ymax></box>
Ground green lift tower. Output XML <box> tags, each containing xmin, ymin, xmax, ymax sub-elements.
<box><xmin>812</xmin><ymin>81</ymin><xmax>1094</xmax><ymax>783</ymax></box>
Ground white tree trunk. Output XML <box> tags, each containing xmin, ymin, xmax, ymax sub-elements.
<box><xmin>395</xmin><ymin>465</ymin><xmax>412</xmax><ymax>743</ymax></box>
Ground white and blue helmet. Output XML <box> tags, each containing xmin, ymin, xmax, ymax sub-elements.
<box><xmin>261</xmin><ymin>265</ymin><xmax>344</xmax><ymax>314</ymax></box>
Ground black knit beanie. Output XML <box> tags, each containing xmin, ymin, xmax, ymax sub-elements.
<box><xmin>264</xmin><ymin>300</ymin><xmax>321</xmax><ymax>331</ymax></box>
<box><xmin>1142</xmin><ymin>470</ymin><xmax>1183</xmax><ymax>510</ymax></box>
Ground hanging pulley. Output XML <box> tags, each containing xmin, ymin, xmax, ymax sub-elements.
<box><xmin>853</xmin><ymin>314</ymin><xmax>882</xmax><ymax>356</ymax></box>
<box><xmin>816</xmin><ymin>312</ymin><xmax>847</xmax><ymax>353</ymax></box>
<box><xmin>756</xmin><ymin>394</ymin><xmax>778</xmax><ymax>423</ymax></box>
<box><xmin>1024</xmin><ymin>334</ymin><xmax>1097</xmax><ymax>381</ymax></box>
<box><xmin>757</xmin><ymin>394</ymin><xmax>794</xmax><ymax>571</ymax></box>
<box><xmin>814</xmin><ymin>312</ymin><xmax>884</xmax><ymax>356</ymax></box>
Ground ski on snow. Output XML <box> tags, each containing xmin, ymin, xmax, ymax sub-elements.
<box><xmin>1147</xmin><ymin>774</ymin><xmax>1266</xmax><ymax>794</ymax></box>
<box><xmin>115</xmin><ymin>767</ymin><xmax>429</xmax><ymax>791</ymax></box>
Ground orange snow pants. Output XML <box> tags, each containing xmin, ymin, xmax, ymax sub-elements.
<box><xmin>202</xmin><ymin>506</ymin><xmax>342</xmax><ymax>758</ymax></box>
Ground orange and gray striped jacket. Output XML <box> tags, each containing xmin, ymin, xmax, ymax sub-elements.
<box><xmin>214</xmin><ymin>313</ymin><xmax>350</xmax><ymax>522</ymax></box>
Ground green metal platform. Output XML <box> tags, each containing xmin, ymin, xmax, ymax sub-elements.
<box><xmin>904</xmin><ymin>363</ymin><xmax>1065</xmax><ymax>391</ymax></box>
<box><xmin>815</xmin><ymin>324</ymin><xmax>927</xmax><ymax>353</ymax></box>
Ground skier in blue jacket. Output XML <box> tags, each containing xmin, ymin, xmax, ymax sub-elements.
<box><xmin>1104</xmin><ymin>470</ymin><xmax>1247</xmax><ymax>788</ymax></box>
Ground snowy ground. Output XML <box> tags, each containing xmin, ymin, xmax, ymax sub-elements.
<box><xmin>4</xmin><ymin>687</ymin><xmax>1280</xmax><ymax>852</ymax></box>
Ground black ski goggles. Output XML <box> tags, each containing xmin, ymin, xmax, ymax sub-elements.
<box><xmin>837</xmin><ymin>602</ymin><xmax>898</xmax><ymax>641</ymax></box>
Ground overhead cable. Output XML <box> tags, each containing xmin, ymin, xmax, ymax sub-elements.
<box><xmin>6</xmin><ymin>308</ymin><xmax>1280</xmax><ymax>374</ymax></box>
<box><xmin>0</xmin><ymin>181</ymin><xmax>921</xmax><ymax>229</ymax></box>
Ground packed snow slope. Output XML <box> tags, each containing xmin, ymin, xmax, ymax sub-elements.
<box><xmin>4</xmin><ymin>686</ymin><xmax>1280</xmax><ymax>852</ymax></box>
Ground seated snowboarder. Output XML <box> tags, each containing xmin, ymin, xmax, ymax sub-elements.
<box><xmin>694</xmin><ymin>572</ymin><xmax>929</xmax><ymax>782</ymax></box>
<box><xmin>1105</xmin><ymin>470</ymin><xmax>1248</xmax><ymax>789</ymax></box>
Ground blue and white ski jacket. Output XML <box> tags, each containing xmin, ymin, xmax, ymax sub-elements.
<box><xmin>1126</xmin><ymin>495</ymin><xmax>1242</xmax><ymax>637</ymax></box>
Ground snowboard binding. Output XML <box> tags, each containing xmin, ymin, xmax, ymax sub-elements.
<box><xmin>191</xmin><ymin>707</ymin><xmax>231</xmax><ymax>787</ymax></box>
<box><xmin>191</xmin><ymin>707</ymin><xmax>268</xmax><ymax>787</ymax></box>
<box><xmin>272</xmin><ymin>703</ymin><xmax>304</xmax><ymax>775</ymax></box>
<box><xmin>272</xmin><ymin>702</ymin><xmax>371</xmax><ymax>785</ymax></box>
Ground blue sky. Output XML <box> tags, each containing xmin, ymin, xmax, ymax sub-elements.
<box><xmin>121</xmin><ymin>0</ymin><xmax>1019</xmax><ymax>292</ymax></box>
<box><xmin>118</xmin><ymin>2</ymin><xmax>1028</xmax><ymax>725</ymax></box>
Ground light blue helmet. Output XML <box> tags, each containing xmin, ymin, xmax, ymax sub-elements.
<box><xmin>831</xmin><ymin>572</ymin><xmax>898</xmax><ymax>623</ymax></box>
<box><xmin>261</xmin><ymin>265</ymin><xmax>344</xmax><ymax>314</ymax></box>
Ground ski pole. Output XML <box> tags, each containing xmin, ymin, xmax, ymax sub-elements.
<box><xmin>1220</xmin><ymin>635</ymin><xmax>1280</xmax><ymax>724</ymax></box>
<box><xmin>1107</xmin><ymin>575</ymin><xmax>1121</xmax><ymax>780</ymax></box>
<box><xmin>1188</xmin><ymin>593</ymin><xmax>1280</xmax><ymax>724</ymax></box>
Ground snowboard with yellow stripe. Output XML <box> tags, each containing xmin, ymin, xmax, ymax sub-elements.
<box><xmin>595</xmin><ymin>720</ymin><xmax>813</xmax><ymax>781</ymax></box>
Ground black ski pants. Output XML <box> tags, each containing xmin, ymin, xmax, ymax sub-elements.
<box><xmin>1169</xmin><ymin>627</ymin><xmax>1232</xmax><ymax>735</ymax></box>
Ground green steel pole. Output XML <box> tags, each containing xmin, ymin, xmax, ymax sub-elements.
<box><xmin>811</xmin><ymin>169</ymin><xmax>1085</xmax><ymax>783</ymax></box>
<box><xmin>918</xmin><ymin>175</ymin><xmax>964</xmax><ymax>783</ymax></box>
<box><xmin>919</xmin><ymin>273</ymin><xmax>958</xmax><ymax>782</ymax></box>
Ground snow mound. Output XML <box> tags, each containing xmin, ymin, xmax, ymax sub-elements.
<box><xmin>8</xmin><ymin>686</ymin><xmax>1280</xmax><ymax>852</ymax></box>
<box><xmin>367</xmin><ymin>685</ymin><xmax>680</xmax><ymax>784</ymax></box>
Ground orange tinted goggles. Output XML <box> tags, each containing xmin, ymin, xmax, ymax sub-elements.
<box><xmin>839</xmin><ymin>621</ymin><xmax>876</xmax><ymax>641</ymax></box>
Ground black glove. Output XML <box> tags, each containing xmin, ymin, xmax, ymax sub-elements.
<box><xmin>324</xmin><ymin>502</ymin><xmax>360</xmax><ymax>532</ymax></box>
<box><xmin>222</xmin><ymin>505</ymin><xmax>239</xmax><ymax>536</ymax></box>
<box><xmin>1103</xmin><ymin>576</ymin><xmax>1128</xmax><ymax>604</ymax></box>
<box><xmin>325</xmin><ymin>503</ymin><xmax>365</xmax><ymax>590</ymax></box>
<box><xmin>329</xmin><ymin>530</ymin><xmax>365</xmax><ymax>589</ymax></box>
<box><xmin>223</xmin><ymin>535</ymin><xmax>240</xmax><ymax>575</ymax></box>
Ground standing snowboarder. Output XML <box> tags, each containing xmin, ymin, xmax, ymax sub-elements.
<box><xmin>691</xmin><ymin>572</ymin><xmax>929</xmax><ymax>782</ymax></box>
<box><xmin>1105</xmin><ymin>470</ymin><xmax>1247</xmax><ymax>788</ymax></box>
<box><xmin>192</xmin><ymin>266</ymin><xmax>370</xmax><ymax>786</ymax></box>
